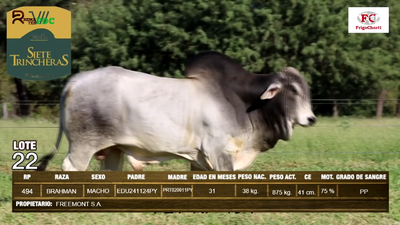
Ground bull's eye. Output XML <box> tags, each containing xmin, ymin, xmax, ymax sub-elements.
<box><xmin>289</xmin><ymin>86</ymin><xmax>298</xmax><ymax>95</ymax></box>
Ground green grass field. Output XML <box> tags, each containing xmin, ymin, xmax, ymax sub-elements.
<box><xmin>0</xmin><ymin>117</ymin><xmax>399</xmax><ymax>225</ymax></box>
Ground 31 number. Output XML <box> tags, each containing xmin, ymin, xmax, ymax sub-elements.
<box><xmin>12</xmin><ymin>152</ymin><xmax>38</xmax><ymax>170</ymax></box>
<box><xmin>209</xmin><ymin>188</ymin><xmax>215</xmax><ymax>194</ymax></box>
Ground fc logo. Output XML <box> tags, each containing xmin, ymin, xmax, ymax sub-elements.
<box><xmin>357</xmin><ymin>11</ymin><xmax>380</xmax><ymax>25</ymax></box>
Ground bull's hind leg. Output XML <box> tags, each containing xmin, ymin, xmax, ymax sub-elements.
<box><xmin>61</xmin><ymin>144</ymin><xmax>96</xmax><ymax>171</ymax></box>
<box><xmin>61</xmin><ymin>148</ymin><xmax>92</xmax><ymax>171</ymax></box>
<box><xmin>99</xmin><ymin>147</ymin><xmax>124</xmax><ymax>171</ymax></box>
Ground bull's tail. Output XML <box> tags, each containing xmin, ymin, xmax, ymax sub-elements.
<box><xmin>36</xmin><ymin>84</ymin><xmax>70</xmax><ymax>171</ymax></box>
<box><xmin>36</xmin><ymin>123</ymin><xmax>63</xmax><ymax>171</ymax></box>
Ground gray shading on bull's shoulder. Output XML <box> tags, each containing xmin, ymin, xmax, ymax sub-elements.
<box><xmin>36</xmin><ymin>51</ymin><xmax>316</xmax><ymax>172</ymax></box>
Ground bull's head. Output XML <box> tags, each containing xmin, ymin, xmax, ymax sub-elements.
<box><xmin>246</xmin><ymin>67</ymin><xmax>316</xmax><ymax>142</ymax></box>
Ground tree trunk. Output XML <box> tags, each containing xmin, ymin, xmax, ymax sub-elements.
<box><xmin>396</xmin><ymin>97</ymin><xmax>400</xmax><ymax>118</ymax></box>
<box><xmin>333</xmin><ymin>100</ymin><xmax>339</xmax><ymax>117</ymax></box>
<box><xmin>14</xmin><ymin>78</ymin><xmax>30</xmax><ymax>117</ymax></box>
<box><xmin>2</xmin><ymin>102</ymin><xmax>8</xmax><ymax>119</ymax></box>
<box><xmin>376</xmin><ymin>90</ymin><xmax>387</xmax><ymax>118</ymax></box>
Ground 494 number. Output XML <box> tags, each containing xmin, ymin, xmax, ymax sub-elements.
<box><xmin>22</xmin><ymin>188</ymin><xmax>33</xmax><ymax>195</ymax></box>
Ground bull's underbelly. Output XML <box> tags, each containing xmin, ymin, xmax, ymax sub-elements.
<box><xmin>114</xmin><ymin>138</ymin><xmax>199</xmax><ymax>171</ymax></box>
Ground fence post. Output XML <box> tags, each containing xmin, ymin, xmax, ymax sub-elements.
<box><xmin>2</xmin><ymin>102</ymin><xmax>8</xmax><ymax>119</ymax></box>
<box><xmin>376</xmin><ymin>90</ymin><xmax>387</xmax><ymax>118</ymax></box>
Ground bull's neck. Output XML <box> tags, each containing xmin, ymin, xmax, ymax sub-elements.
<box><xmin>248</xmin><ymin>106</ymin><xmax>290</xmax><ymax>153</ymax></box>
<box><xmin>218</xmin><ymin>72</ymin><xmax>291</xmax><ymax>149</ymax></box>
<box><xmin>263</xmin><ymin>108</ymin><xmax>291</xmax><ymax>141</ymax></box>
<box><xmin>242</xmin><ymin>74</ymin><xmax>291</xmax><ymax>150</ymax></box>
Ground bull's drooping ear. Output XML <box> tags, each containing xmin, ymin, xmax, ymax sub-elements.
<box><xmin>260</xmin><ymin>83</ymin><xmax>282</xmax><ymax>100</ymax></box>
<box><xmin>246</xmin><ymin>81</ymin><xmax>283</xmax><ymax>113</ymax></box>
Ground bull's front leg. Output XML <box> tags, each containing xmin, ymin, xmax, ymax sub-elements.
<box><xmin>212</xmin><ymin>150</ymin><xmax>234</xmax><ymax>171</ymax></box>
<box><xmin>190</xmin><ymin>163</ymin><xmax>205</xmax><ymax>171</ymax></box>
<box><xmin>201</xmin><ymin>137</ymin><xmax>234</xmax><ymax>171</ymax></box>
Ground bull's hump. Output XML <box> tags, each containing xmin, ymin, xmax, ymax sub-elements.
<box><xmin>184</xmin><ymin>51</ymin><xmax>247</xmax><ymax>80</ymax></box>
<box><xmin>282</xmin><ymin>67</ymin><xmax>301</xmax><ymax>77</ymax></box>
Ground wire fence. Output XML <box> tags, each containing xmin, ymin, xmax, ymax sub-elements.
<box><xmin>0</xmin><ymin>151</ymin><xmax>399</xmax><ymax>155</ymax></box>
<box><xmin>1</xmin><ymin>99</ymin><xmax>400</xmax><ymax>108</ymax></box>
<box><xmin>1</xmin><ymin>125</ymin><xmax>400</xmax><ymax>128</ymax></box>
<box><xmin>1</xmin><ymin>99</ymin><xmax>400</xmax><ymax>130</ymax></box>
<box><xmin>1</xmin><ymin>99</ymin><xmax>400</xmax><ymax>114</ymax></box>
<box><xmin>1</xmin><ymin>98</ymin><xmax>400</xmax><ymax>106</ymax></box>
<box><xmin>2</xmin><ymin>103</ymin><xmax>399</xmax><ymax>105</ymax></box>
<box><xmin>1</xmin><ymin>99</ymin><xmax>400</xmax><ymax>102</ymax></box>
<box><xmin>1</xmin><ymin>80</ymin><xmax>400</xmax><ymax>159</ymax></box>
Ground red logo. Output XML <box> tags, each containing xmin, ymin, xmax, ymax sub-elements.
<box><xmin>357</xmin><ymin>11</ymin><xmax>380</xmax><ymax>25</ymax></box>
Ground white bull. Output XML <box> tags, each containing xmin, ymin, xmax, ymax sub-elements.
<box><xmin>36</xmin><ymin>51</ymin><xmax>316</xmax><ymax>171</ymax></box>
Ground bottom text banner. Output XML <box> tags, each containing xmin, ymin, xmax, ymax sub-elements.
<box><xmin>12</xmin><ymin>171</ymin><xmax>389</xmax><ymax>212</ymax></box>
<box><xmin>13</xmin><ymin>199</ymin><xmax>388</xmax><ymax>212</ymax></box>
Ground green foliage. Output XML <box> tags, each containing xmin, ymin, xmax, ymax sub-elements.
<box><xmin>31</xmin><ymin>105</ymin><xmax>59</xmax><ymax>120</ymax></box>
<box><xmin>0</xmin><ymin>58</ymin><xmax>13</xmax><ymax>100</ymax></box>
<box><xmin>0</xmin><ymin>0</ymin><xmax>399</xmax><ymax>117</ymax></box>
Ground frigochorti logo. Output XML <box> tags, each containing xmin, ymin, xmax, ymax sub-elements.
<box><xmin>357</xmin><ymin>11</ymin><xmax>380</xmax><ymax>25</ymax></box>
<box><xmin>348</xmin><ymin>7</ymin><xmax>389</xmax><ymax>33</ymax></box>
<box><xmin>7</xmin><ymin>6</ymin><xmax>71</xmax><ymax>81</ymax></box>
<box><xmin>356</xmin><ymin>11</ymin><xmax>382</xmax><ymax>31</ymax></box>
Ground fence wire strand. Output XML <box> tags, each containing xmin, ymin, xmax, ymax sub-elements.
<box><xmin>2</xmin><ymin>99</ymin><xmax>400</xmax><ymax>103</ymax></box>
<box><xmin>0</xmin><ymin>151</ymin><xmax>399</xmax><ymax>155</ymax></box>
<box><xmin>1</xmin><ymin>124</ymin><xmax>400</xmax><ymax>128</ymax></box>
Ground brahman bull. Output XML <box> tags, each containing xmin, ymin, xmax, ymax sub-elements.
<box><xmin>36</xmin><ymin>51</ymin><xmax>316</xmax><ymax>171</ymax></box>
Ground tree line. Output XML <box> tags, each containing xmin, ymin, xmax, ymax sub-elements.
<box><xmin>0</xmin><ymin>0</ymin><xmax>400</xmax><ymax>118</ymax></box>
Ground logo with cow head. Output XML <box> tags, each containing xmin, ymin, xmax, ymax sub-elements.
<box><xmin>357</xmin><ymin>11</ymin><xmax>380</xmax><ymax>25</ymax></box>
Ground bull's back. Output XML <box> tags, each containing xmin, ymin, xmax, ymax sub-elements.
<box><xmin>62</xmin><ymin>66</ymin><xmax>205</xmax><ymax>152</ymax></box>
